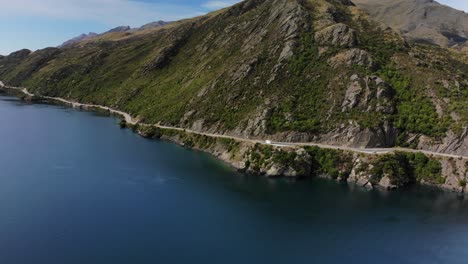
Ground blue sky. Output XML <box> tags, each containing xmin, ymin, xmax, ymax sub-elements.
<box><xmin>0</xmin><ymin>0</ymin><xmax>466</xmax><ymax>55</ymax></box>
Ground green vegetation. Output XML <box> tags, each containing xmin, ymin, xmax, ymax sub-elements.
<box><xmin>245</xmin><ymin>144</ymin><xmax>274</xmax><ymax>173</ymax></box>
<box><xmin>371</xmin><ymin>152</ymin><xmax>443</xmax><ymax>186</ymax></box>
<box><xmin>243</xmin><ymin>144</ymin><xmax>311</xmax><ymax>176</ymax></box>
<box><xmin>119</xmin><ymin>119</ymin><xmax>127</xmax><ymax>128</ymax></box>
<box><xmin>377</xmin><ymin>65</ymin><xmax>450</xmax><ymax>139</ymax></box>
<box><xmin>305</xmin><ymin>146</ymin><xmax>353</xmax><ymax>180</ymax></box>
<box><xmin>219</xmin><ymin>138</ymin><xmax>240</xmax><ymax>153</ymax></box>
<box><xmin>138</xmin><ymin>125</ymin><xmax>163</xmax><ymax>139</ymax></box>
<box><xmin>458</xmin><ymin>179</ymin><xmax>467</xmax><ymax>188</ymax></box>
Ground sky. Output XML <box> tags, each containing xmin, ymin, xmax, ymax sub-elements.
<box><xmin>0</xmin><ymin>0</ymin><xmax>466</xmax><ymax>55</ymax></box>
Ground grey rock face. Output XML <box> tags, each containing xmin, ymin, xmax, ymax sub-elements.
<box><xmin>418</xmin><ymin>128</ymin><xmax>468</xmax><ymax>156</ymax></box>
<box><xmin>283</xmin><ymin>167</ymin><xmax>299</xmax><ymax>177</ymax></box>
<box><xmin>374</xmin><ymin>79</ymin><xmax>396</xmax><ymax>114</ymax></box>
<box><xmin>266</xmin><ymin>164</ymin><xmax>285</xmax><ymax>177</ymax></box>
<box><xmin>236</xmin><ymin>107</ymin><xmax>272</xmax><ymax>137</ymax></box>
<box><xmin>341</xmin><ymin>75</ymin><xmax>395</xmax><ymax>114</ymax></box>
<box><xmin>191</xmin><ymin>119</ymin><xmax>205</xmax><ymax>132</ymax></box>
<box><xmin>231</xmin><ymin>58</ymin><xmax>258</xmax><ymax>84</ymax></box>
<box><xmin>378</xmin><ymin>176</ymin><xmax>398</xmax><ymax>190</ymax></box>
<box><xmin>342</xmin><ymin>74</ymin><xmax>363</xmax><ymax>111</ymax></box>
<box><xmin>315</xmin><ymin>23</ymin><xmax>358</xmax><ymax>47</ymax></box>
<box><xmin>328</xmin><ymin>48</ymin><xmax>375</xmax><ymax>69</ymax></box>
<box><xmin>348</xmin><ymin>158</ymin><xmax>372</xmax><ymax>187</ymax></box>
<box><xmin>318</xmin><ymin>120</ymin><xmax>396</xmax><ymax>148</ymax></box>
<box><xmin>438</xmin><ymin>158</ymin><xmax>467</xmax><ymax>193</ymax></box>
<box><xmin>269</xmin><ymin>0</ymin><xmax>309</xmax><ymax>82</ymax></box>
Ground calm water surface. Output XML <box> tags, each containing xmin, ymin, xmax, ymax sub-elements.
<box><xmin>1</xmin><ymin>95</ymin><xmax>468</xmax><ymax>264</ymax></box>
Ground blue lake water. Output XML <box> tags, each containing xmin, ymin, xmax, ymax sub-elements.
<box><xmin>1</xmin><ymin>95</ymin><xmax>468</xmax><ymax>264</ymax></box>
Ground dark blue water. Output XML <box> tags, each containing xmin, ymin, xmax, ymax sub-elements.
<box><xmin>1</xmin><ymin>95</ymin><xmax>468</xmax><ymax>264</ymax></box>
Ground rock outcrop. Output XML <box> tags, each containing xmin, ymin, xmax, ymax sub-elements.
<box><xmin>341</xmin><ymin>75</ymin><xmax>395</xmax><ymax>114</ymax></box>
<box><xmin>317</xmin><ymin>120</ymin><xmax>397</xmax><ymax>148</ymax></box>
<box><xmin>419</xmin><ymin>129</ymin><xmax>468</xmax><ymax>156</ymax></box>
<box><xmin>438</xmin><ymin>158</ymin><xmax>468</xmax><ymax>193</ymax></box>
<box><xmin>315</xmin><ymin>23</ymin><xmax>358</xmax><ymax>47</ymax></box>
<box><xmin>342</xmin><ymin>75</ymin><xmax>363</xmax><ymax>110</ymax></box>
<box><xmin>328</xmin><ymin>48</ymin><xmax>375</xmax><ymax>69</ymax></box>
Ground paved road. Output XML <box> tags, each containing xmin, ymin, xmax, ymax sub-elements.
<box><xmin>2</xmin><ymin>84</ymin><xmax>466</xmax><ymax>160</ymax></box>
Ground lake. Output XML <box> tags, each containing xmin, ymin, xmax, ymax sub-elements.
<box><xmin>1</xmin><ymin>95</ymin><xmax>468</xmax><ymax>264</ymax></box>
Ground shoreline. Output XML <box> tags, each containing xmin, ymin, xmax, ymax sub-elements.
<box><xmin>1</xmin><ymin>83</ymin><xmax>465</xmax><ymax>160</ymax></box>
<box><xmin>0</xmin><ymin>83</ymin><xmax>467</xmax><ymax>193</ymax></box>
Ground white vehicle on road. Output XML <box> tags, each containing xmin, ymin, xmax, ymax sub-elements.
<box><xmin>265</xmin><ymin>140</ymin><xmax>272</xmax><ymax>145</ymax></box>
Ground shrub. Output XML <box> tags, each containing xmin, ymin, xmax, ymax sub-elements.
<box><xmin>371</xmin><ymin>152</ymin><xmax>443</xmax><ymax>187</ymax></box>
<box><xmin>458</xmin><ymin>179</ymin><xmax>467</xmax><ymax>188</ymax></box>
<box><xmin>305</xmin><ymin>146</ymin><xmax>352</xmax><ymax>179</ymax></box>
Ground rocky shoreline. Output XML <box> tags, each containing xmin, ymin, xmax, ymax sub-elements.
<box><xmin>0</xmin><ymin>85</ymin><xmax>466</xmax><ymax>194</ymax></box>
<box><xmin>131</xmin><ymin>123</ymin><xmax>468</xmax><ymax>194</ymax></box>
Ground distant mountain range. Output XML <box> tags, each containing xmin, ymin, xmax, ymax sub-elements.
<box><xmin>60</xmin><ymin>21</ymin><xmax>170</xmax><ymax>47</ymax></box>
<box><xmin>106</xmin><ymin>26</ymin><xmax>131</xmax><ymax>34</ymax></box>
<box><xmin>140</xmin><ymin>20</ymin><xmax>170</xmax><ymax>30</ymax></box>
<box><xmin>353</xmin><ymin>0</ymin><xmax>468</xmax><ymax>48</ymax></box>
<box><xmin>59</xmin><ymin>32</ymin><xmax>98</xmax><ymax>48</ymax></box>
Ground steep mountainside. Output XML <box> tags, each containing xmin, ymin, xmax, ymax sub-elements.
<box><xmin>352</xmin><ymin>0</ymin><xmax>468</xmax><ymax>48</ymax></box>
<box><xmin>0</xmin><ymin>0</ymin><xmax>467</xmax><ymax>155</ymax></box>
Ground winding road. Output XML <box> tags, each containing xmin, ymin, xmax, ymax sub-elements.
<box><xmin>1</xmin><ymin>83</ymin><xmax>466</xmax><ymax>160</ymax></box>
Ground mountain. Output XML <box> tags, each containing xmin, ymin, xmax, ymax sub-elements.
<box><xmin>105</xmin><ymin>26</ymin><xmax>131</xmax><ymax>33</ymax></box>
<box><xmin>352</xmin><ymin>0</ymin><xmax>468</xmax><ymax>48</ymax></box>
<box><xmin>0</xmin><ymin>0</ymin><xmax>467</xmax><ymax>156</ymax></box>
<box><xmin>59</xmin><ymin>22</ymin><xmax>170</xmax><ymax>48</ymax></box>
<box><xmin>59</xmin><ymin>32</ymin><xmax>98</xmax><ymax>48</ymax></box>
<box><xmin>140</xmin><ymin>21</ymin><xmax>170</xmax><ymax>30</ymax></box>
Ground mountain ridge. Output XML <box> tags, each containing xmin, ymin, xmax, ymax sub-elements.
<box><xmin>59</xmin><ymin>21</ymin><xmax>171</xmax><ymax>48</ymax></box>
<box><xmin>352</xmin><ymin>0</ymin><xmax>468</xmax><ymax>48</ymax></box>
<box><xmin>59</xmin><ymin>32</ymin><xmax>99</xmax><ymax>48</ymax></box>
